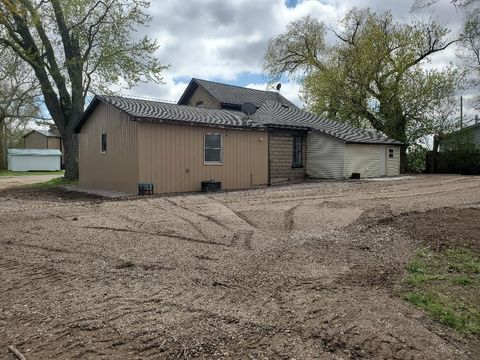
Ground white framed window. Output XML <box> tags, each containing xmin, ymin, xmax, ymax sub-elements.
<box><xmin>204</xmin><ymin>133</ymin><xmax>222</xmax><ymax>164</ymax></box>
<box><xmin>388</xmin><ymin>147</ymin><xmax>394</xmax><ymax>159</ymax></box>
<box><xmin>101</xmin><ymin>133</ymin><xmax>107</xmax><ymax>153</ymax></box>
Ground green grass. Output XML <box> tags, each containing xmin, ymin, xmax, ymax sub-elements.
<box><xmin>0</xmin><ymin>170</ymin><xmax>64</xmax><ymax>176</ymax></box>
<box><xmin>32</xmin><ymin>176</ymin><xmax>77</xmax><ymax>188</ymax></box>
<box><xmin>403</xmin><ymin>247</ymin><xmax>480</xmax><ymax>334</ymax></box>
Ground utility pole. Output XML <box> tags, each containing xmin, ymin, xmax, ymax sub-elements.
<box><xmin>460</xmin><ymin>95</ymin><xmax>463</xmax><ymax>129</ymax></box>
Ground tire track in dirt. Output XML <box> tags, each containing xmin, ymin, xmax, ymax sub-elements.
<box><xmin>284</xmin><ymin>203</ymin><xmax>301</xmax><ymax>231</ymax></box>
<box><xmin>163</xmin><ymin>198</ymin><xmax>231</xmax><ymax>230</ymax></box>
<box><xmin>82</xmin><ymin>225</ymin><xmax>230</xmax><ymax>248</ymax></box>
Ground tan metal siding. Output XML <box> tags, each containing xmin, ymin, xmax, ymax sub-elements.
<box><xmin>24</xmin><ymin>132</ymin><xmax>48</xmax><ymax>149</ymax></box>
<box><xmin>137</xmin><ymin>123</ymin><xmax>268</xmax><ymax>193</ymax></box>
<box><xmin>344</xmin><ymin>144</ymin><xmax>381</xmax><ymax>178</ymax></box>
<box><xmin>269</xmin><ymin>132</ymin><xmax>307</xmax><ymax>183</ymax></box>
<box><xmin>46</xmin><ymin>137</ymin><xmax>61</xmax><ymax>150</ymax></box>
<box><xmin>79</xmin><ymin>102</ymin><xmax>138</xmax><ymax>193</ymax></box>
<box><xmin>306</xmin><ymin>132</ymin><xmax>345</xmax><ymax>178</ymax></box>
<box><xmin>386</xmin><ymin>145</ymin><xmax>401</xmax><ymax>176</ymax></box>
<box><xmin>186</xmin><ymin>86</ymin><xmax>221</xmax><ymax>109</ymax></box>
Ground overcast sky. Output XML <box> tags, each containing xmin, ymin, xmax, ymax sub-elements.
<box><xmin>123</xmin><ymin>0</ymin><xmax>477</xmax><ymax>125</ymax></box>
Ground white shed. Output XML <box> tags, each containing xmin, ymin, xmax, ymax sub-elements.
<box><xmin>7</xmin><ymin>149</ymin><xmax>62</xmax><ymax>171</ymax></box>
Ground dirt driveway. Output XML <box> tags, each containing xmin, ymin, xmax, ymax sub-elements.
<box><xmin>0</xmin><ymin>175</ymin><xmax>479</xmax><ymax>359</ymax></box>
<box><xmin>0</xmin><ymin>174</ymin><xmax>61</xmax><ymax>190</ymax></box>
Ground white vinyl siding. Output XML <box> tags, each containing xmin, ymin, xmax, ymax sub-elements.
<box><xmin>344</xmin><ymin>144</ymin><xmax>381</xmax><ymax>178</ymax></box>
<box><xmin>386</xmin><ymin>146</ymin><xmax>400</xmax><ymax>176</ymax></box>
<box><xmin>307</xmin><ymin>132</ymin><xmax>345</xmax><ymax>178</ymax></box>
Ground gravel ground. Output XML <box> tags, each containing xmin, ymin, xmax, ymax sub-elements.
<box><xmin>0</xmin><ymin>175</ymin><xmax>479</xmax><ymax>359</ymax></box>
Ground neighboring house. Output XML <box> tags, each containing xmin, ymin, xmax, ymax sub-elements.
<box><xmin>442</xmin><ymin>122</ymin><xmax>480</xmax><ymax>150</ymax></box>
<box><xmin>24</xmin><ymin>129</ymin><xmax>62</xmax><ymax>151</ymax></box>
<box><xmin>75</xmin><ymin>79</ymin><xmax>402</xmax><ymax>194</ymax></box>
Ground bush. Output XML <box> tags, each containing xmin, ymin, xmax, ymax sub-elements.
<box><xmin>407</xmin><ymin>145</ymin><xmax>428</xmax><ymax>173</ymax></box>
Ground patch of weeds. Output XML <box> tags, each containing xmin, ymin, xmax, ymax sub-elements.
<box><xmin>403</xmin><ymin>246</ymin><xmax>480</xmax><ymax>334</ymax></box>
<box><xmin>406</xmin><ymin>273</ymin><xmax>445</xmax><ymax>285</ymax></box>
<box><xmin>454</xmin><ymin>276</ymin><xmax>472</xmax><ymax>286</ymax></box>
<box><xmin>32</xmin><ymin>177</ymin><xmax>78</xmax><ymax>188</ymax></box>
<box><xmin>405</xmin><ymin>291</ymin><xmax>480</xmax><ymax>333</ymax></box>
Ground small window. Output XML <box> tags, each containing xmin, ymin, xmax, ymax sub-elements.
<box><xmin>101</xmin><ymin>133</ymin><xmax>107</xmax><ymax>153</ymax></box>
<box><xmin>388</xmin><ymin>147</ymin><xmax>394</xmax><ymax>159</ymax></box>
<box><xmin>204</xmin><ymin>133</ymin><xmax>222</xmax><ymax>164</ymax></box>
<box><xmin>195</xmin><ymin>100</ymin><xmax>204</xmax><ymax>107</ymax></box>
<box><xmin>292</xmin><ymin>136</ymin><xmax>303</xmax><ymax>167</ymax></box>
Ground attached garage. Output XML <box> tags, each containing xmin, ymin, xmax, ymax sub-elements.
<box><xmin>252</xmin><ymin>102</ymin><xmax>403</xmax><ymax>180</ymax></box>
<box><xmin>306</xmin><ymin>132</ymin><xmax>401</xmax><ymax>179</ymax></box>
<box><xmin>7</xmin><ymin>149</ymin><xmax>62</xmax><ymax>171</ymax></box>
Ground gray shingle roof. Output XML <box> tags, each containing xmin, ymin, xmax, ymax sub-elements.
<box><xmin>37</xmin><ymin>129</ymin><xmax>60</xmax><ymax>137</ymax></box>
<box><xmin>180</xmin><ymin>78</ymin><xmax>297</xmax><ymax>109</ymax></box>
<box><xmin>76</xmin><ymin>95</ymin><xmax>402</xmax><ymax>145</ymax></box>
<box><xmin>252</xmin><ymin>101</ymin><xmax>403</xmax><ymax>145</ymax></box>
<box><xmin>77</xmin><ymin>95</ymin><xmax>255</xmax><ymax>130</ymax></box>
<box><xmin>24</xmin><ymin>129</ymin><xmax>60</xmax><ymax>138</ymax></box>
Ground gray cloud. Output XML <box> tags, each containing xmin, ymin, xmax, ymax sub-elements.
<box><xmin>124</xmin><ymin>0</ymin><xmax>472</xmax><ymax>106</ymax></box>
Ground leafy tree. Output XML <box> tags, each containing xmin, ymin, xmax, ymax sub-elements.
<box><xmin>413</xmin><ymin>0</ymin><xmax>479</xmax><ymax>100</ymax></box>
<box><xmin>0</xmin><ymin>0</ymin><xmax>168</xmax><ymax>179</ymax></box>
<box><xmin>264</xmin><ymin>9</ymin><xmax>460</xmax><ymax>171</ymax></box>
<box><xmin>0</xmin><ymin>46</ymin><xmax>41</xmax><ymax>170</ymax></box>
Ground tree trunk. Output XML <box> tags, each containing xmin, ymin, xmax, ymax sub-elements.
<box><xmin>63</xmin><ymin>129</ymin><xmax>78</xmax><ymax>180</ymax></box>
<box><xmin>400</xmin><ymin>145</ymin><xmax>407</xmax><ymax>174</ymax></box>
<box><xmin>431</xmin><ymin>134</ymin><xmax>441</xmax><ymax>174</ymax></box>
<box><xmin>0</xmin><ymin>120</ymin><xmax>6</xmax><ymax>170</ymax></box>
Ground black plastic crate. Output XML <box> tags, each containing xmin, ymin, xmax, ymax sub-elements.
<box><xmin>201</xmin><ymin>180</ymin><xmax>221</xmax><ymax>192</ymax></box>
<box><xmin>138</xmin><ymin>183</ymin><xmax>154</xmax><ymax>195</ymax></box>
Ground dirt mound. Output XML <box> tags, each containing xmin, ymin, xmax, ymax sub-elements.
<box><xmin>388</xmin><ymin>207</ymin><xmax>480</xmax><ymax>250</ymax></box>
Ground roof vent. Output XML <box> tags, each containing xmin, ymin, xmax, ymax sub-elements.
<box><xmin>241</xmin><ymin>102</ymin><xmax>257</xmax><ymax>116</ymax></box>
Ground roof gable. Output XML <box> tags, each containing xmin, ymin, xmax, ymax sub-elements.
<box><xmin>178</xmin><ymin>78</ymin><xmax>297</xmax><ymax>109</ymax></box>
<box><xmin>23</xmin><ymin>129</ymin><xmax>60</xmax><ymax>138</ymax></box>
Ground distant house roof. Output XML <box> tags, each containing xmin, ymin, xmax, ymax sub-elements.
<box><xmin>23</xmin><ymin>129</ymin><xmax>60</xmax><ymax>138</ymax></box>
<box><xmin>178</xmin><ymin>78</ymin><xmax>297</xmax><ymax>109</ymax></box>
<box><xmin>252</xmin><ymin>100</ymin><xmax>403</xmax><ymax>145</ymax></box>
<box><xmin>75</xmin><ymin>95</ymin><xmax>257</xmax><ymax>132</ymax></box>
<box><xmin>75</xmin><ymin>95</ymin><xmax>402</xmax><ymax>145</ymax></box>
<box><xmin>8</xmin><ymin>148</ymin><xmax>62</xmax><ymax>156</ymax></box>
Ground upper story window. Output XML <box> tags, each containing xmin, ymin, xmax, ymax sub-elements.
<box><xmin>388</xmin><ymin>147</ymin><xmax>394</xmax><ymax>159</ymax></box>
<box><xmin>195</xmin><ymin>101</ymin><xmax>204</xmax><ymax>107</ymax></box>
<box><xmin>101</xmin><ymin>133</ymin><xmax>107</xmax><ymax>153</ymax></box>
<box><xmin>204</xmin><ymin>133</ymin><xmax>222</xmax><ymax>164</ymax></box>
<box><xmin>292</xmin><ymin>136</ymin><xmax>303</xmax><ymax>167</ymax></box>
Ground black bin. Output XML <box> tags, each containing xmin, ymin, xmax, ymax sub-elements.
<box><xmin>138</xmin><ymin>183</ymin><xmax>154</xmax><ymax>195</ymax></box>
<box><xmin>201</xmin><ymin>181</ymin><xmax>221</xmax><ymax>192</ymax></box>
<box><xmin>350</xmin><ymin>173</ymin><xmax>361</xmax><ymax>179</ymax></box>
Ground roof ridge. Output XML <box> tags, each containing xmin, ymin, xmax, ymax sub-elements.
<box><xmin>193</xmin><ymin>78</ymin><xmax>280</xmax><ymax>95</ymax></box>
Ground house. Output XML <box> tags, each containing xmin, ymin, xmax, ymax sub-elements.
<box><xmin>24</xmin><ymin>129</ymin><xmax>62</xmax><ymax>151</ymax></box>
<box><xmin>443</xmin><ymin>121</ymin><xmax>480</xmax><ymax>150</ymax></box>
<box><xmin>178</xmin><ymin>78</ymin><xmax>297</xmax><ymax>110</ymax></box>
<box><xmin>74</xmin><ymin>79</ymin><xmax>402</xmax><ymax>194</ymax></box>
